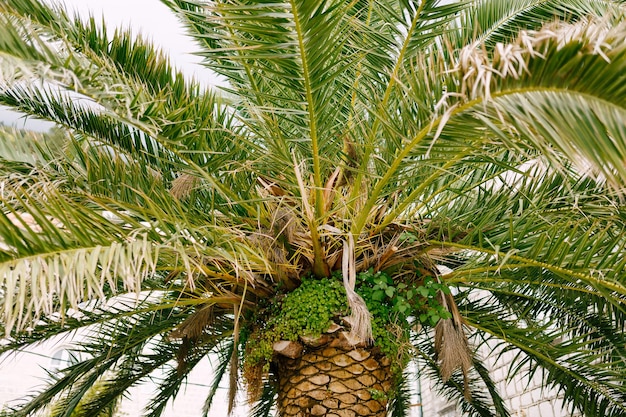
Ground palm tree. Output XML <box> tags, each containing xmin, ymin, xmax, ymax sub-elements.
<box><xmin>1</xmin><ymin>0</ymin><xmax>626</xmax><ymax>416</ymax></box>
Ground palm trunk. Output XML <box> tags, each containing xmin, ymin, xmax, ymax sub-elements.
<box><xmin>275</xmin><ymin>334</ymin><xmax>392</xmax><ymax>417</ymax></box>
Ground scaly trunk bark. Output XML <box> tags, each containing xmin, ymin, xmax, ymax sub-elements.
<box><xmin>275</xmin><ymin>334</ymin><xmax>392</xmax><ymax>417</ymax></box>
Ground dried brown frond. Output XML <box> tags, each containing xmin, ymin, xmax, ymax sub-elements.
<box><xmin>171</xmin><ymin>304</ymin><xmax>216</xmax><ymax>375</ymax></box>
<box><xmin>241</xmin><ymin>203</ymin><xmax>308</xmax><ymax>287</ymax></box>
<box><xmin>270</xmin><ymin>206</ymin><xmax>306</xmax><ymax>251</ymax></box>
<box><xmin>327</xmin><ymin>247</ymin><xmax>344</xmax><ymax>271</ymax></box>
<box><xmin>354</xmin><ymin>223</ymin><xmax>430</xmax><ymax>279</ymax></box>
<box><xmin>175</xmin><ymin>338</ymin><xmax>192</xmax><ymax>375</ymax></box>
<box><xmin>434</xmin><ymin>292</ymin><xmax>473</xmax><ymax>399</ymax></box>
<box><xmin>169</xmin><ymin>304</ymin><xmax>214</xmax><ymax>340</ymax></box>
<box><xmin>247</xmin><ymin>231</ymin><xmax>298</xmax><ymax>287</ymax></box>
<box><xmin>243</xmin><ymin>361</ymin><xmax>264</xmax><ymax>404</ymax></box>
<box><xmin>323</xmin><ymin>166</ymin><xmax>341</xmax><ymax>212</ymax></box>
<box><xmin>170</xmin><ymin>173</ymin><xmax>198</xmax><ymax>200</ymax></box>
<box><xmin>257</xmin><ymin>176</ymin><xmax>287</xmax><ymax>197</ymax></box>
<box><xmin>271</xmin><ymin>205</ymin><xmax>315</xmax><ymax>272</ymax></box>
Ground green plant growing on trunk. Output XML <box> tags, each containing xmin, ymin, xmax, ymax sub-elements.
<box><xmin>1</xmin><ymin>0</ymin><xmax>626</xmax><ymax>416</ymax></box>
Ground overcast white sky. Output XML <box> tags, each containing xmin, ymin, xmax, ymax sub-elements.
<box><xmin>1</xmin><ymin>0</ymin><xmax>219</xmax><ymax>129</ymax></box>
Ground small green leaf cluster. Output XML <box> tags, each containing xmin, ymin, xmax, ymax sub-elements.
<box><xmin>243</xmin><ymin>271</ymin><xmax>452</xmax><ymax>380</ymax></box>
<box><xmin>357</xmin><ymin>269</ymin><xmax>451</xmax><ymax>327</ymax></box>
<box><xmin>368</xmin><ymin>388</ymin><xmax>388</xmax><ymax>402</ymax></box>
<box><xmin>278</xmin><ymin>277</ymin><xmax>349</xmax><ymax>338</ymax></box>
<box><xmin>243</xmin><ymin>277</ymin><xmax>349</xmax><ymax>373</ymax></box>
<box><xmin>356</xmin><ymin>270</ymin><xmax>406</xmax><ymax>360</ymax></box>
<box><xmin>415</xmin><ymin>277</ymin><xmax>452</xmax><ymax>326</ymax></box>
<box><xmin>355</xmin><ymin>269</ymin><xmax>452</xmax><ymax>374</ymax></box>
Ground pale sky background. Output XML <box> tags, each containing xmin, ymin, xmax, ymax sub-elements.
<box><xmin>0</xmin><ymin>0</ymin><xmax>220</xmax><ymax>130</ymax></box>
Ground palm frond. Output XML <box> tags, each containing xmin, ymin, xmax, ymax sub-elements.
<box><xmin>201</xmin><ymin>340</ymin><xmax>235</xmax><ymax>417</ymax></box>
<box><xmin>145</xmin><ymin>322</ymin><xmax>233</xmax><ymax>417</ymax></box>
<box><xmin>453</xmin><ymin>14</ymin><xmax>626</xmax><ymax>188</ymax></box>
<box><xmin>1</xmin><ymin>0</ymin><xmax>256</xmax><ymax>212</ymax></box>
<box><xmin>449</xmin><ymin>0</ymin><xmax>626</xmax><ymax>49</ymax></box>
<box><xmin>412</xmin><ymin>330</ymin><xmax>511</xmax><ymax>417</ymax></box>
<box><xmin>249</xmin><ymin>380</ymin><xmax>277</xmax><ymax>417</ymax></box>
<box><xmin>461</xmin><ymin>294</ymin><xmax>626</xmax><ymax>417</ymax></box>
<box><xmin>388</xmin><ymin>369</ymin><xmax>413</xmax><ymax>417</ymax></box>
<box><xmin>2</xmin><ymin>298</ymin><xmax>182</xmax><ymax>416</ymax></box>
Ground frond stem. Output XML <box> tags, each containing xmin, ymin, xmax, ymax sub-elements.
<box><xmin>376</xmin><ymin>154</ymin><xmax>466</xmax><ymax>231</ymax></box>
<box><xmin>349</xmin><ymin>1</ymin><xmax>426</xmax><ymax>205</ymax></box>
<box><xmin>289</xmin><ymin>0</ymin><xmax>324</xmax><ymax>218</ymax></box>
<box><xmin>467</xmin><ymin>319</ymin><xmax>626</xmax><ymax>413</ymax></box>
<box><xmin>429</xmin><ymin>240</ymin><xmax>626</xmax><ymax>299</ymax></box>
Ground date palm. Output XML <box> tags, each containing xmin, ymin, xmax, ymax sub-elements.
<box><xmin>1</xmin><ymin>0</ymin><xmax>626</xmax><ymax>416</ymax></box>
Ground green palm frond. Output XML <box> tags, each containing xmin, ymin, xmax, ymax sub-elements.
<box><xmin>449</xmin><ymin>0</ymin><xmax>626</xmax><ymax>48</ymax></box>
<box><xmin>249</xmin><ymin>379</ymin><xmax>277</xmax><ymax>417</ymax></box>
<box><xmin>201</xmin><ymin>340</ymin><xmax>236</xmax><ymax>417</ymax></box>
<box><xmin>431</xmin><ymin>161</ymin><xmax>626</xmax><ymax>413</ymax></box>
<box><xmin>412</xmin><ymin>332</ymin><xmax>511</xmax><ymax>417</ymax></box>
<box><xmin>441</xmin><ymin>12</ymin><xmax>626</xmax><ymax>188</ymax></box>
<box><xmin>1</xmin><ymin>0</ymin><xmax>251</xmax><ymax>202</ymax></box>
<box><xmin>1</xmin><ymin>294</ymin><xmax>236</xmax><ymax>417</ymax></box>
<box><xmin>355</xmin><ymin>26</ymin><xmax>626</xmax><ymax>235</ymax></box>
<box><xmin>144</xmin><ymin>328</ymin><xmax>233</xmax><ymax>417</ymax></box>
<box><xmin>0</xmin><ymin>159</ymin><xmax>271</xmax><ymax>335</ymax></box>
<box><xmin>2</xmin><ymin>299</ymin><xmax>180</xmax><ymax>416</ymax></box>
<box><xmin>462</xmin><ymin>296</ymin><xmax>626</xmax><ymax>417</ymax></box>
<box><xmin>388</xmin><ymin>369</ymin><xmax>413</xmax><ymax>417</ymax></box>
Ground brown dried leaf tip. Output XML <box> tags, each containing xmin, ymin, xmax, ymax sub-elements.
<box><xmin>170</xmin><ymin>173</ymin><xmax>198</xmax><ymax>200</ymax></box>
<box><xmin>434</xmin><ymin>292</ymin><xmax>473</xmax><ymax>399</ymax></box>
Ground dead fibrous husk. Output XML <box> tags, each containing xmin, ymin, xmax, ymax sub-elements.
<box><xmin>170</xmin><ymin>173</ymin><xmax>198</xmax><ymax>200</ymax></box>
<box><xmin>434</xmin><ymin>291</ymin><xmax>473</xmax><ymax>399</ymax></box>
<box><xmin>169</xmin><ymin>305</ymin><xmax>215</xmax><ymax>375</ymax></box>
<box><xmin>169</xmin><ymin>305</ymin><xmax>214</xmax><ymax>341</ymax></box>
<box><xmin>244</xmin><ymin>361</ymin><xmax>264</xmax><ymax>404</ymax></box>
